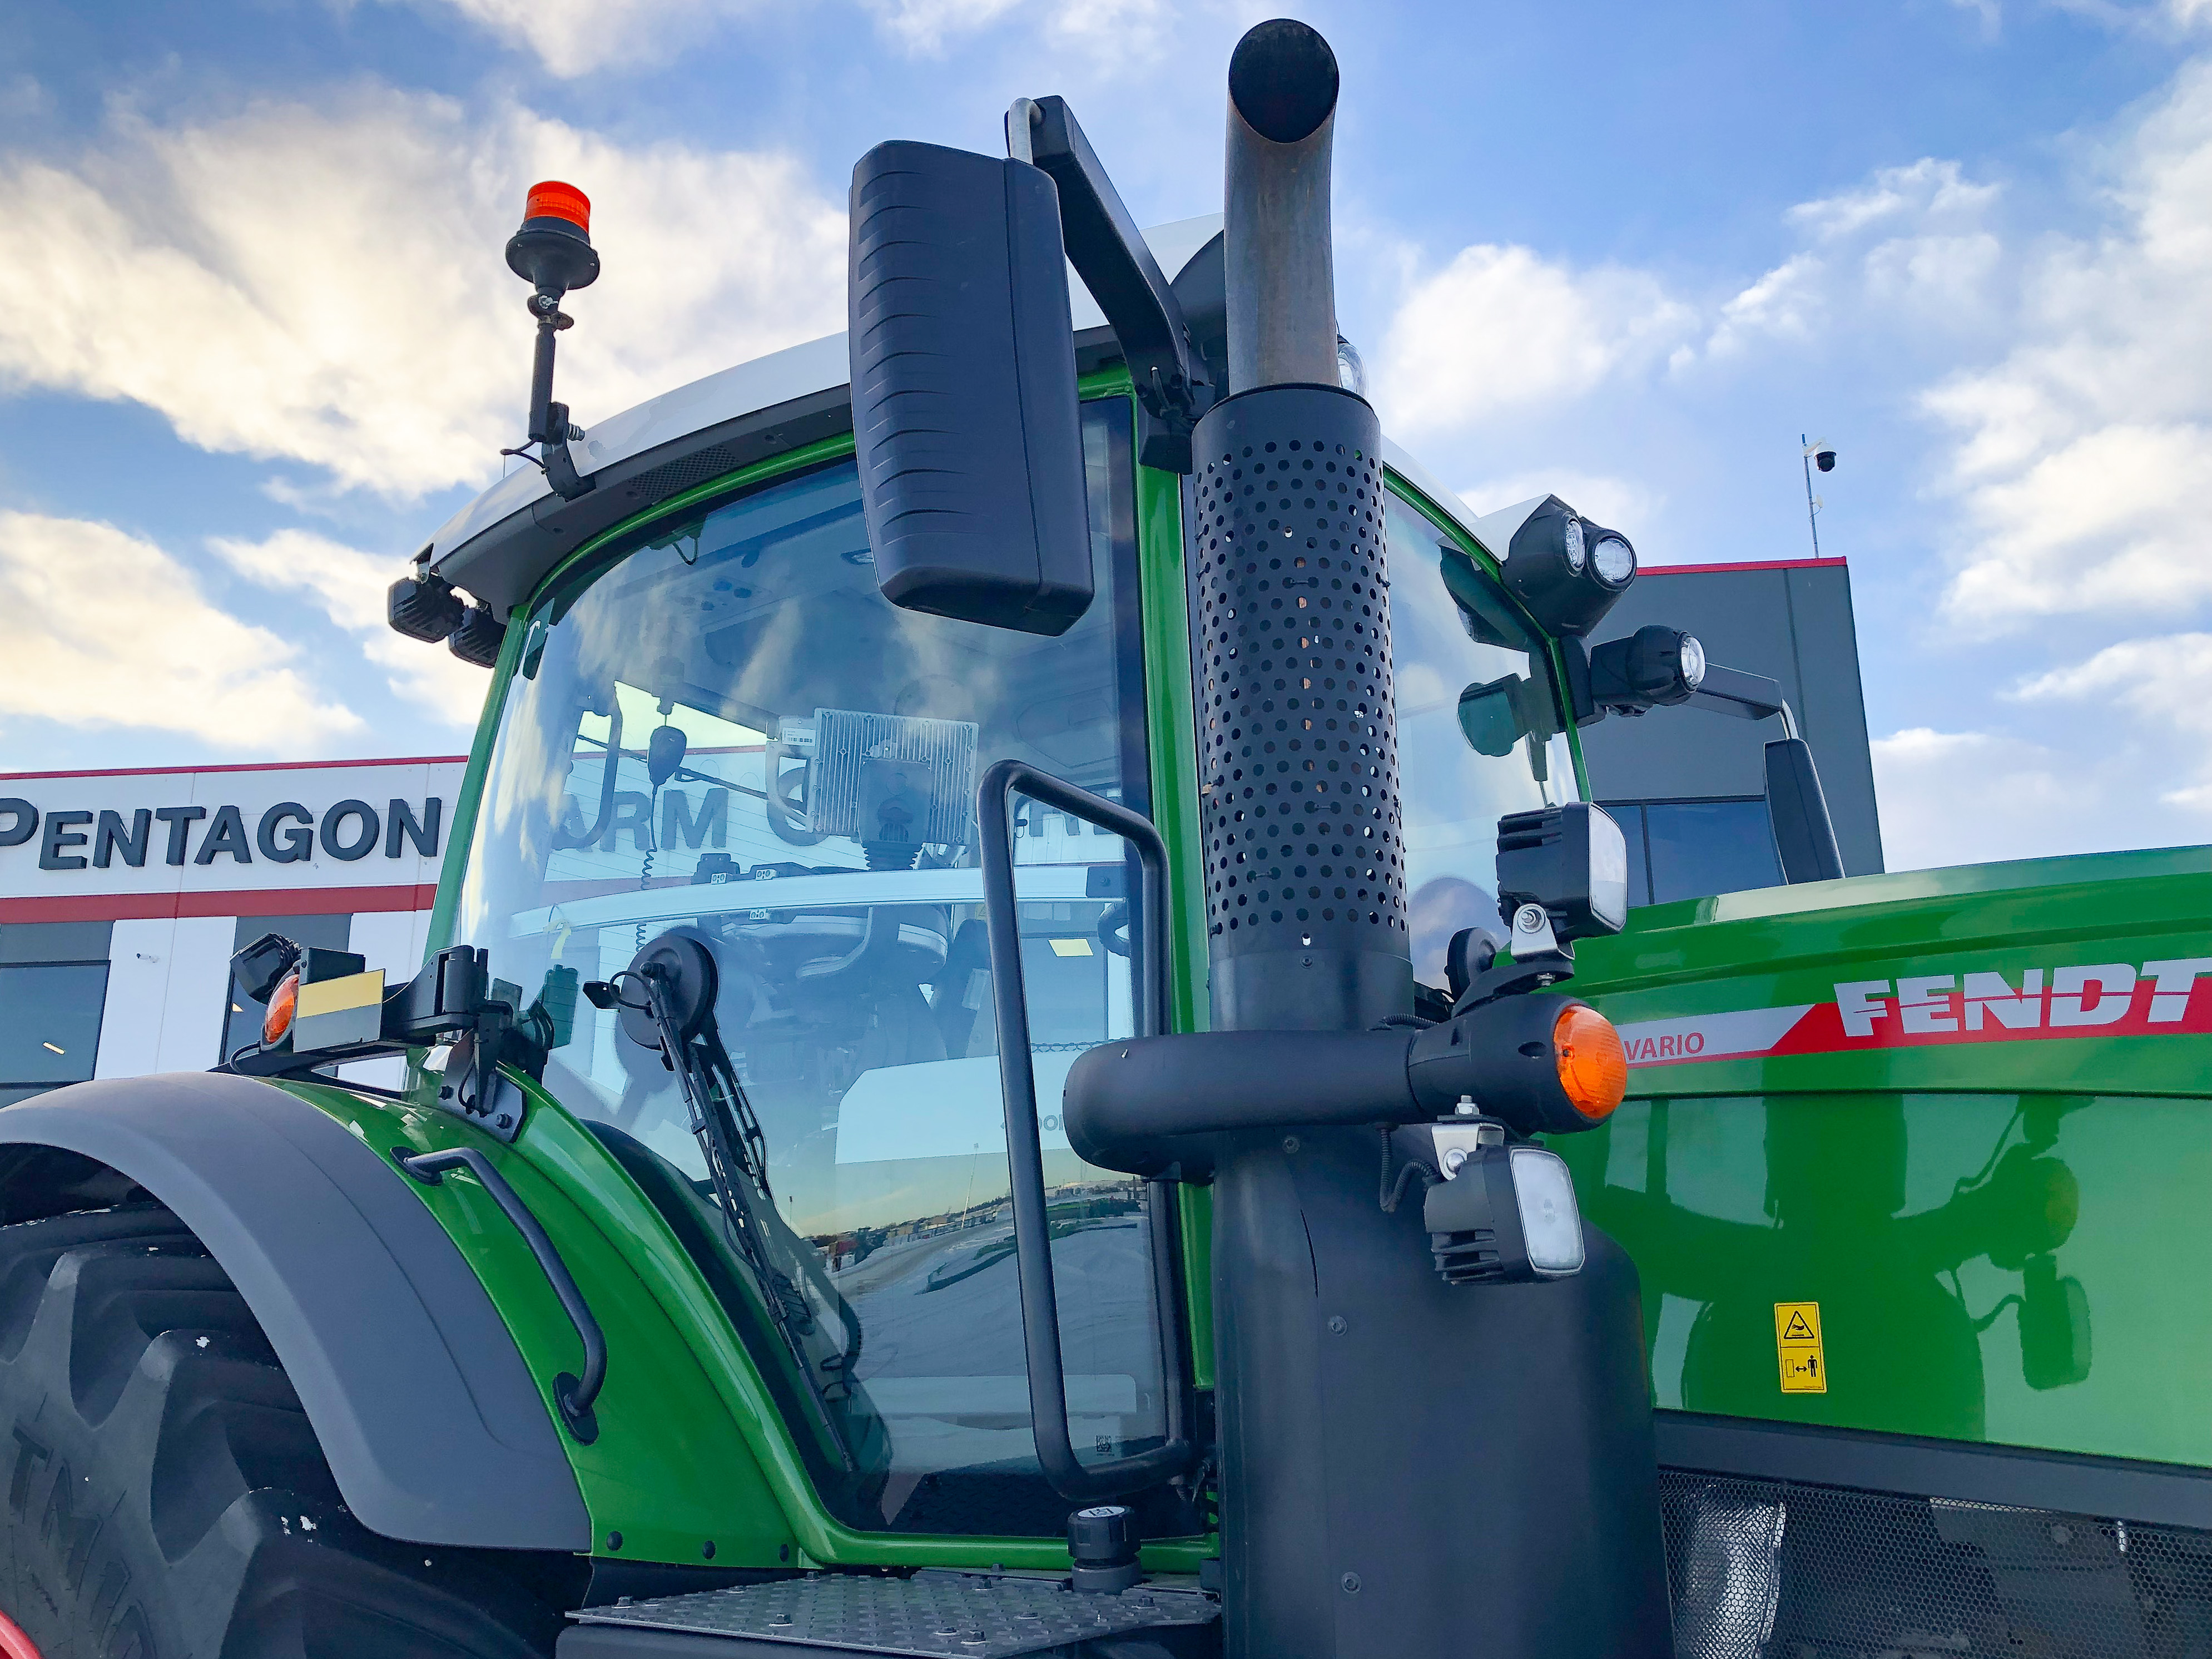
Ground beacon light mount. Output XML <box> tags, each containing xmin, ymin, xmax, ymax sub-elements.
<box><xmin>502</xmin><ymin>180</ymin><xmax>600</xmax><ymax>503</ymax></box>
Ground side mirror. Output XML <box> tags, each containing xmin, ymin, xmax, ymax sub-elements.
<box><xmin>1764</xmin><ymin>737</ymin><xmax>1844</xmax><ymax>884</ymax></box>
<box><xmin>848</xmin><ymin>141</ymin><xmax>1093</xmax><ymax>636</ymax></box>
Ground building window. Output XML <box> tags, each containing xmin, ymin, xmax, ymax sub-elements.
<box><xmin>220</xmin><ymin>914</ymin><xmax>353</xmax><ymax>1065</ymax></box>
<box><xmin>1601</xmin><ymin>799</ymin><xmax>1783</xmax><ymax>908</ymax></box>
<box><xmin>0</xmin><ymin>921</ymin><xmax>113</xmax><ymax>1106</ymax></box>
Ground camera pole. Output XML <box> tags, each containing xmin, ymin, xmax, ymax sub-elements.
<box><xmin>1801</xmin><ymin>430</ymin><xmax>1823</xmax><ymax>557</ymax></box>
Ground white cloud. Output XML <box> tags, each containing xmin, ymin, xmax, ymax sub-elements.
<box><xmin>0</xmin><ymin>89</ymin><xmax>847</xmax><ymax>497</ymax></box>
<box><xmin>0</xmin><ymin>513</ymin><xmax>360</xmax><ymax>750</ymax></box>
<box><xmin>1869</xmin><ymin>726</ymin><xmax>2105</xmax><ymax>869</ymax></box>
<box><xmin>1705</xmin><ymin>160</ymin><xmax>2003</xmax><ymax>359</ymax></box>
<box><xmin>396</xmin><ymin>0</ymin><xmax>1186</xmax><ymax>70</ymax></box>
<box><xmin>395</xmin><ymin>0</ymin><xmax>760</xmax><ymax>77</ymax></box>
<box><xmin>1373</xmin><ymin>244</ymin><xmax>1693</xmax><ymax>435</ymax></box>
<box><xmin>1922</xmin><ymin>60</ymin><xmax>2212</xmax><ymax>627</ymax></box>
<box><xmin>1454</xmin><ymin>471</ymin><xmax>1663</xmax><ymax>537</ymax></box>
<box><xmin>861</xmin><ymin>0</ymin><xmax>1187</xmax><ymax>54</ymax></box>
<box><xmin>1785</xmin><ymin>157</ymin><xmax>2000</xmax><ymax>244</ymax></box>
<box><xmin>210</xmin><ymin>529</ymin><xmax>490</xmax><ymax>727</ymax></box>
<box><xmin>2012</xmin><ymin>631</ymin><xmax>2212</xmax><ymax>809</ymax></box>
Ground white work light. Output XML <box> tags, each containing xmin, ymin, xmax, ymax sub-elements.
<box><xmin>1510</xmin><ymin>1146</ymin><xmax>1586</xmax><ymax>1277</ymax></box>
<box><xmin>1590</xmin><ymin>533</ymin><xmax>1635</xmax><ymax>586</ymax></box>
<box><xmin>1422</xmin><ymin>1129</ymin><xmax>1591</xmax><ymax>1284</ymax></box>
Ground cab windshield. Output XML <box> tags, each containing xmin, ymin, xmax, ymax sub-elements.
<box><xmin>453</xmin><ymin>400</ymin><xmax>1178</xmax><ymax>1537</ymax></box>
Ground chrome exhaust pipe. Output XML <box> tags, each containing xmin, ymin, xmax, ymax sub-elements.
<box><xmin>1224</xmin><ymin>19</ymin><xmax>1341</xmax><ymax>393</ymax></box>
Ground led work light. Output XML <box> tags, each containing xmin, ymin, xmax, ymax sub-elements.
<box><xmin>1419</xmin><ymin>1123</ymin><xmax>1588</xmax><ymax>1284</ymax></box>
<box><xmin>1589</xmin><ymin>623</ymin><xmax>1706</xmax><ymax>714</ymax></box>
<box><xmin>1470</xmin><ymin>494</ymin><xmax>1638</xmax><ymax>637</ymax></box>
<box><xmin>1495</xmin><ymin>802</ymin><xmax>1629</xmax><ymax>942</ymax></box>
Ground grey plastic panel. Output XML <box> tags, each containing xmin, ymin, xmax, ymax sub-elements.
<box><xmin>0</xmin><ymin>1071</ymin><xmax>591</xmax><ymax>1550</ymax></box>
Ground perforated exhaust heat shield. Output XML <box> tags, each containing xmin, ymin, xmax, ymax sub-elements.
<box><xmin>1189</xmin><ymin>382</ymin><xmax>1411</xmax><ymax>1032</ymax></box>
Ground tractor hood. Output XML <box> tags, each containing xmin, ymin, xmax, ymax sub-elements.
<box><xmin>1569</xmin><ymin>841</ymin><xmax>2211</xmax><ymax>1100</ymax></box>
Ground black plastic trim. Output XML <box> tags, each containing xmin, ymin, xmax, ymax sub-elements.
<box><xmin>433</xmin><ymin>385</ymin><xmax>854</xmax><ymax>619</ymax></box>
<box><xmin>1657</xmin><ymin>1409</ymin><xmax>2212</xmax><ymax>1531</ymax></box>
<box><xmin>0</xmin><ymin>1072</ymin><xmax>591</xmax><ymax>1550</ymax></box>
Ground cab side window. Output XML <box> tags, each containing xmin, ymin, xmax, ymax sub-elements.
<box><xmin>1384</xmin><ymin>489</ymin><xmax>1578</xmax><ymax>988</ymax></box>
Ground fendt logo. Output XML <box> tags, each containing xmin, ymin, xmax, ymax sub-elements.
<box><xmin>1616</xmin><ymin>957</ymin><xmax>2212</xmax><ymax>1068</ymax></box>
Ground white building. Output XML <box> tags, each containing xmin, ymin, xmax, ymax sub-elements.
<box><xmin>0</xmin><ymin>757</ymin><xmax>465</xmax><ymax>1100</ymax></box>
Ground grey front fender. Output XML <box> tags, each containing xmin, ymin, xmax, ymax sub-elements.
<box><xmin>0</xmin><ymin>1072</ymin><xmax>591</xmax><ymax>1552</ymax></box>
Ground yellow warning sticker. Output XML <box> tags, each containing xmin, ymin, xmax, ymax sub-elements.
<box><xmin>1774</xmin><ymin>1301</ymin><xmax>1826</xmax><ymax>1394</ymax></box>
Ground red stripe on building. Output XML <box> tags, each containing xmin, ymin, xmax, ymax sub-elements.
<box><xmin>0</xmin><ymin>884</ymin><xmax>440</xmax><ymax>924</ymax></box>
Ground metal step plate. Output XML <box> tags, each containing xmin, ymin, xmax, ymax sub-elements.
<box><xmin>569</xmin><ymin>1571</ymin><xmax>1220</xmax><ymax>1657</ymax></box>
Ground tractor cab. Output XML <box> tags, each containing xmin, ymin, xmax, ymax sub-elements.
<box><xmin>407</xmin><ymin>212</ymin><xmax>1598</xmax><ymax>1539</ymax></box>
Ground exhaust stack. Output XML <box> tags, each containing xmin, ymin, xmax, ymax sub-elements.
<box><xmin>1224</xmin><ymin>20</ymin><xmax>1341</xmax><ymax>392</ymax></box>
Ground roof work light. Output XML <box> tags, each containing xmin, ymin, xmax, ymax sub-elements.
<box><xmin>1471</xmin><ymin>495</ymin><xmax>1638</xmax><ymax>637</ymax></box>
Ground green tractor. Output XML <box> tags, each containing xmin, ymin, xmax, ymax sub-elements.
<box><xmin>3</xmin><ymin>20</ymin><xmax>2205</xmax><ymax>1659</ymax></box>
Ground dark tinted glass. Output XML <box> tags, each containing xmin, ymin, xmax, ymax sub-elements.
<box><xmin>0</xmin><ymin>963</ymin><xmax>108</xmax><ymax>1087</ymax></box>
<box><xmin>1644</xmin><ymin>799</ymin><xmax>1783</xmax><ymax>904</ymax></box>
<box><xmin>0</xmin><ymin>921</ymin><xmax>112</xmax><ymax>965</ymax></box>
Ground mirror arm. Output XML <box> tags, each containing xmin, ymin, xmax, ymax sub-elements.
<box><xmin>1019</xmin><ymin>96</ymin><xmax>1213</xmax><ymax>471</ymax></box>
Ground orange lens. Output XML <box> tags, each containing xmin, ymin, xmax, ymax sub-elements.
<box><xmin>1553</xmin><ymin>1003</ymin><xmax>1626</xmax><ymax>1122</ymax></box>
<box><xmin>524</xmin><ymin>180</ymin><xmax>591</xmax><ymax>232</ymax></box>
<box><xmin>262</xmin><ymin>972</ymin><xmax>299</xmax><ymax>1047</ymax></box>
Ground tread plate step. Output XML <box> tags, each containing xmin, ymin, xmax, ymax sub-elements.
<box><xmin>569</xmin><ymin>1572</ymin><xmax>1218</xmax><ymax>1657</ymax></box>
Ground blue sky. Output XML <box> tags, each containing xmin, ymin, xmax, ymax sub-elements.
<box><xmin>1</xmin><ymin>0</ymin><xmax>2206</xmax><ymax>870</ymax></box>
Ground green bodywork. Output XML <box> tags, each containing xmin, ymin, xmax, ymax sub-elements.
<box><xmin>1561</xmin><ymin>844</ymin><xmax>2211</xmax><ymax>1467</ymax></box>
<box><xmin>286</xmin><ymin>377</ymin><xmax>2210</xmax><ymax>1571</ymax></box>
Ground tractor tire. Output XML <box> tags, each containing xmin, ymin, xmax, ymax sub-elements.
<box><xmin>0</xmin><ymin>1202</ymin><xmax>571</xmax><ymax>1658</ymax></box>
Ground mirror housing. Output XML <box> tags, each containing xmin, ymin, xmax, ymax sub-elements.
<box><xmin>848</xmin><ymin>141</ymin><xmax>1093</xmax><ymax>636</ymax></box>
<box><xmin>1764</xmin><ymin>737</ymin><xmax>1845</xmax><ymax>884</ymax></box>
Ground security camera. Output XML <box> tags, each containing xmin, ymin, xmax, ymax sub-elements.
<box><xmin>1814</xmin><ymin>447</ymin><xmax>1837</xmax><ymax>473</ymax></box>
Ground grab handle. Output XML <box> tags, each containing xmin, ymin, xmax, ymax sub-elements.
<box><xmin>394</xmin><ymin>1145</ymin><xmax>606</xmax><ymax>1443</ymax></box>
<box><xmin>978</xmin><ymin>758</ymin><xmax>1196</xmax><ymax>1502</ymax></box>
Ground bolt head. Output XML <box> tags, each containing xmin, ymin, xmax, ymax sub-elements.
<box><xmin>1341</xmin><ymin>1572</ymin><xmax>1361</xmax><ymax>1593</ymax></box>
<box><xmin>1442</xmin><ymin>1147</ymin><xmax>1466</xmax><ymax>1175</ymax></box>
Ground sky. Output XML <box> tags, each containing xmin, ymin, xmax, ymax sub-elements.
<box><xmin>0</xmin><ymin>0</ymin><xmax>2207</xmax><ymax>873</ymax></box>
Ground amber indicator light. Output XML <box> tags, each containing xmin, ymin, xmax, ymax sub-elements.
<box><xmin>262</xmin><ymin>972</ymin><xmax>300</xmax><ymax>1047</ymax></box>
<box><xmin>1553</xmin><ymin>1003</ymin><xmax>1626</xmax><ymax>1121</ymax></box>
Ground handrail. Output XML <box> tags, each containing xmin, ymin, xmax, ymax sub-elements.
<box><xmin>977</xmin><ymin>757</ymin><xmax>1196</xmax><ymax>1502</ymax></box>
<box><xmin>394</xmin><ymin>1145</ymin><xmax>606</xmax><ymax>1443</ymax></box>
